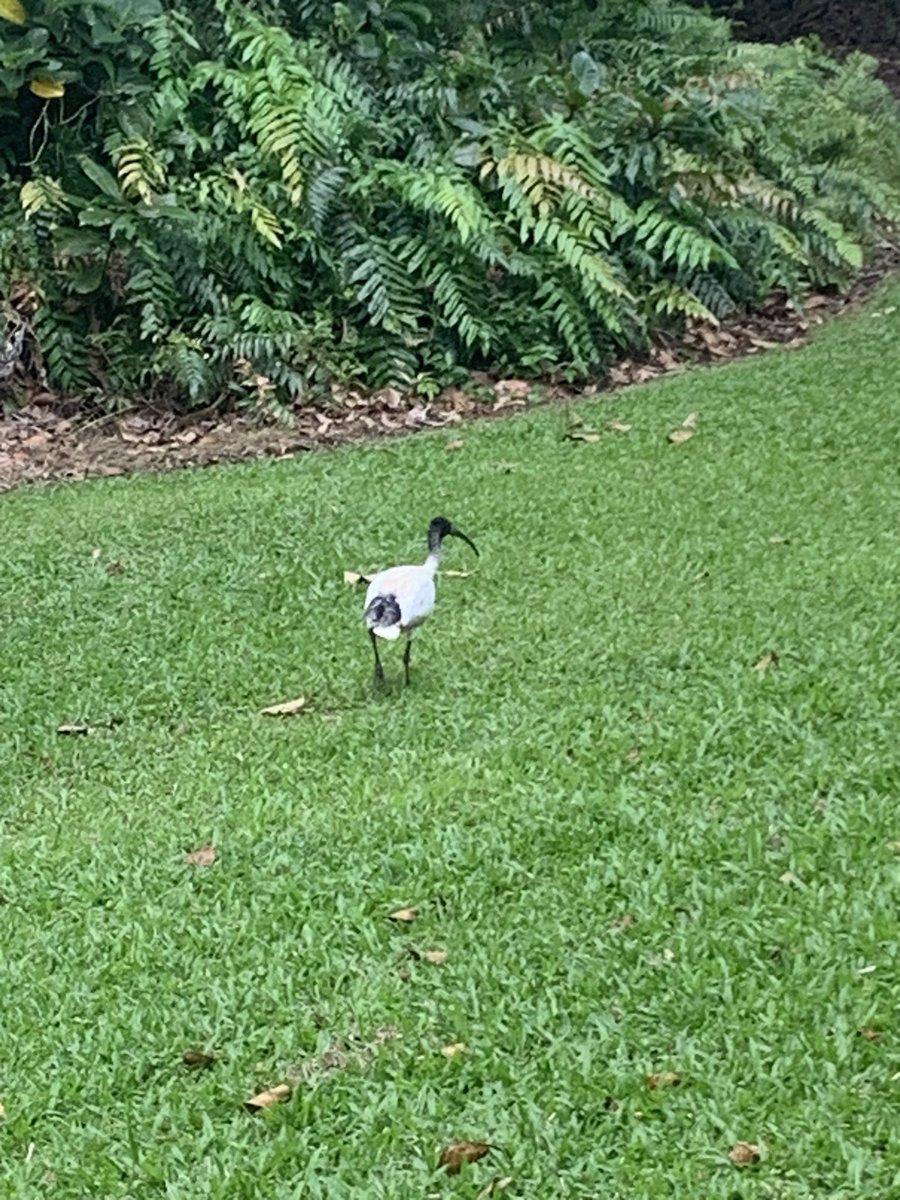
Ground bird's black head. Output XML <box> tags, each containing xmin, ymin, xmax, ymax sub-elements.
<box><xmin>428</xmin><ymin>515</ymin><xmax>478</xmax><ymax>556</ymax></box>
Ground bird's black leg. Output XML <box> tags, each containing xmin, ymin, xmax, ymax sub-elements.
<box><xmin>370</xmin><ymin>630</ymin><xmax>385</xmax><ymax>687</ymax></box>
<box><xmin>403</xmin><ymin>637</ymin><xmax>412</xmax><ymax>687</ymax></box>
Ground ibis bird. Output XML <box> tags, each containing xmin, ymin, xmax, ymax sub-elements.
<box><xmin>363</xmin><ymin>515</ymin><xmax>478</xmax><ymax>687</ymax></box>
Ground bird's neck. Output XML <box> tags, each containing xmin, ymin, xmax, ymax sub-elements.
<box><xmin>423</xmin><ymin>546</ymin><xmax>442</xmax><ymax>576</ymax></box>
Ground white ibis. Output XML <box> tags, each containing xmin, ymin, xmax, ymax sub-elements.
<box><xmin>363</xmin><ymin>516</ymin><xmax>479</xmax><ymax>687</ymax></box>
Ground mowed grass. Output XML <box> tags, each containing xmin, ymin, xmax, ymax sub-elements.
<box><xmin>1</xmin><ymin>289</ymin><xmax>900</xmax><ymax>1200</ymax></box>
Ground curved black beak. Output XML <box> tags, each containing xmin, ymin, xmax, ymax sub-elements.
<box><xmin>449</xmin><ymin>525</ymin><xmax>479</xmax><ymax>556</ymax></box>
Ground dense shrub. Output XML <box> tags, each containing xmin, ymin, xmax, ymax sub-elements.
<box><xmin>1</xmin><ymin>0</ymin><xmax>899</xmax><ymax>406</ymax></box>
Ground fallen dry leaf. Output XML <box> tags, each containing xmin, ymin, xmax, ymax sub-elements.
<box><xmin>493</xmin><ymin>461</ymin><xmax>518</xmax><ymax>473</ymax></box>
<box><xmin>441</xmin><ymin>1042</ymin><xmax>467</xmax><ymax>1059</ymax></box>
<box><xmin>611</xmin><ymin>913</ymin><xmax>635</xmax><ymax>931</ymax></box>
<box><xmin>57</xmin><ymin>723</ymin><xmax>91</xmax><ymax>736</ymax></box>
<box><xmin>753</xmin><ymin>651</ymin><xmax>779</xmax><ymax>672</ymax></box>
<box><xmin>887</xmin><ymin>841</ymin><xmax>900</xmax><ymax>855</ymax></box>
<box><xmin>667</xmin><ymin>427</ymin><xmax>695</xmax><ymax>445</ymax></box>
<box><xmin>729</xmin><ymin>1142</ymin><xmax>761</xmax><ymax>1166</ymax></box>
<box><xmin>439</xmin><ymin>1140</ymin><xmax>491</xmax><ymax>1175</ymax></box>
<box><xmin>91</xmin><ymin>547</ymin><xmax>103</xmax><ymax>561</ymax></box>
<box><xmin>446</xmin><ymin>439</ymin><xmax>465</xmax><ymax>451</ymax></box>
<box><xmin>608</xmin><ymin>419</ymin><xmax>632</xmax><ymax>433</ymax></box>
<box><xmin>422</xmin><ymin>949</ymin><xmax>448</xmax><ymax>965</ymax></box>
<box><xmin>245</xmin><ymin>1082</ymin><xmax>292</xmax><ymax>1112</ymax></box>
<box><xmin>0</xmin><ymin>1100</ymin><xmax>4</xmax><ymax>1120</ymax></box>
<box><xmin>682</xmin><ymin>411</ymin><xmax>700</xmax><ymax>429</ymax></box>
<box><xmin>182</xmin><ymin>1049</ymin><xmax>216</xmax><ymax>1069</ymax></box>
<box><xmin>105</xmin><ymin>559</ymin><xmax>126</xmax><ymax>575</ymax></box>
<box><xmin>261</xmin><ymin>696</ymin><xmax>308</xmax><ymax>716</ymax></box>
<box><xmin>860</xmin><ymin>1027</ymin><xmax>880</xmax><ymax>1041</ymax></box>
<box><xmin>389</xmin><ymin>906</ymin><xmax>419</xmax><ymax>923</ymax></box>
<box><xmin>183</xmin><ymin>845</ymin><xmax>217</xmax><ymax>868</ymax></box>
<box><xmin>566</xmin><ymin>429</ymin><xmax>601</xmax><ymax>444</ymax></box>
<box><xmin>343</xmin><ymin>570</ymin><xmax>368</xmax><ymax>585</ymax></box>
<box><xmin>441</xmin><ymin>569</ymin><xmax>472</xmax><ymax>578</ymax></box>
<box><xmin>626</xmin><ymin>746</ymin><xmax>641</xmax><ymax>764</ymax></box>
<box><xmin>779</xmin><ymin>870</ymin><xmax>802</xmax><ymax>887</ymax></box>
<box><xmin>478</xmin><ymin>1177</ymin><xmax>513</xmax><ymax>1199</ymax></box>
<box><xmin>768</xmin><ymin>534</ymin><xmax>790</xmax><ymax>545</ymax></box>
<box><xmin>647</xmin><ymin>1071</ymin><xmax>681</xmax><ymax>1089</ymax></box>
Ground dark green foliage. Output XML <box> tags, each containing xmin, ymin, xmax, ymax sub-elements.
<box><xmin>1</xmin><ymin>0</ymin><xmax>899</xmax><ymax>404</ymax></box>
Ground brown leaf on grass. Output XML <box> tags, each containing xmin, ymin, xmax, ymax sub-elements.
<box><xmin>779</xmin><ymin>870</ymin><xmax>802</xmax><ymax>887</ymax></box>
<box><xmin>608</xmin><ymin>419</ymin><xmax>633</xmax><ymax>433</ymax></box>
<box><xmin>105</xmin><ymin>560</ymin><xmax>126</xmax><ymax>575</ymax></box>
<box><xmin>182</xmin><ymin>1049</ymin><xmax>216</xmax><ymax>1069</ymax></box>
<box><xmin>446</xmin><ymin>439</ymin><xmax>465</xmax><ymax>451</ymax></box>
<box><xmin>478</xmin><ymin>1177</ymin><xmax>514</xmax><ymax>1199</ymax></box>
<box><xmin>91</xmin><ymin>547</ymin><xmax>102</xmax><ymax>561</ymax></box>
<box><xmin>422</xmin><ymin>949</ymin><xmax>447</xmax><ymax>965</ymax></box>
<box><xmin>57</xmin><ymin>723</ymin><xmax>91</xmax><ymax>736</ymax></box>
<box><xmin>681</xmin><ymin>411</ymin><xmax>700</xmax><ymax>429</ymax></box>
<box><xmin>261</xmin><ymin>696</ymin><xmax>308</xmax><ymax>716</ymax></box>
<box><xmin>245</xmin><ymin>1082</ymin><xmax>292</xmax><ymax>1112</ymax></box>
<box><xmin>343</xmin><ymin>570</ymin><xmax>371</xmax><ymax>585</ymax></box>
<box><xmin>611</xmin><ymin>913</ymin><xmax>635</xmax><ymax>931</ymax></box>
<box><xmin>441</xmin><ymin>569</ymin><xmax>472</xmax><ymax>579</ymax></box>
<box><xmin>647</xmin><ymin>1071</ymin><xmax>681</xmax><ymax>1089</ymax></box>
<box><xmin>860</xmin><ymin>1027</ymin><xmax>880</xmax><ymax>1040</ymax></box>
<box><xmin>729</xmin><ymin>1142</ymin><xmax>761</xmax><ymax>1166</ymax></box>
<box><xmin>439</xmin><ymin>1140</ymin><xmax>492</xmax><ymax>1175</ymax></box>
<box><xmin>753</xmin><ymin>651</ymin><xmax>779</xmax><ymax>672</ymax></box>
<box><xmin>626</xmin><ymin>746</ymin><xmax>641</xmax><ymax>764</ymax></box>
<box><xmin>389</xmin><ymin>906</ymin><xmax>419</xmax><ymax>923</ymax></box>
<box><xmin>667</xmin><ymin>427</ymin><xmax>694</xmax><ymax>445</ymax></box>
<box><xmin>768</xmin><ymin>534</ymin><xmax>790</xmax><ymax>544</ymax></box>
<box><xmin>566</xmin><ymin>429</ymin><xmax>601</xmax><ymax>444</ymax></box>
<box><xmin>887</xmin><ymin>841</ymin><xmax>900</xmax><ymax>855</ymax></box>
<box><xmin>0</xmin><ymin>1100</ymin><xmax>5</xmax><ymax>1120</ymax></box>
<box><xmin>441</xmin><ymin>1042</ymin><xmax>467</xmax><ymax>1059</ymax></box>
<box><xmin>183</xmin><ymin>845</ymin><xmax>217</xmax><ymax>868</ymax></box>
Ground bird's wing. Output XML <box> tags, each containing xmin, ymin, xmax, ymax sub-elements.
<box><xmin>364</xmin><ymin>566</ymin><xmax>435</xmax><ymax>632</ymax></box>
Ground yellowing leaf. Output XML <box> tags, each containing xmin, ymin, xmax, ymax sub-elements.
<box><xmin>422</xmin><ymin>949</ymin><xmax>447</xmax><ymax>965</ymax></box>
<box><xmin>0</xmin><ymin>0</ymin><xmax>26</xmax><ymax>25</ymax></box>
<box><xmin>183</xmin><ymin>845</ymin><xmax>217</xmax><ymax>868</ymax></box>
<box><xmin>261</xmin><ymin>696</ymin><xmax>308</xmax><ymax>716</ymax></box>
<box><xmin>245</xmin><ymin>1082</ymin><xmax>292</xmax><ymax>1112</ymax></box>
<box><xmin>439</xmin><ymin>1140</ymin><xmax>491</xmax><ymax>1175</ymax></box>
<box><xmin>30</xmin><ymin>78</ymin><xmax>65</xmax><ymax>100</ymax></box>
<box><xmin>667</xmin><ymin>427</ymin><xmax>694</xmax><ymax>445</ymax></box>
<box><xmin>681</xmin><ymin>411</ymin><xmax>700</xmax><ymax>429</ymax></box>
<box><xmin>608</xmin><ymin>419</ymin><xmax>632</xmax><ymax>433</ymax></box>
<box><xmin>441</xmin><ymin>569</ymin><xmax>472</xmax><ymax>578</ymax></box>
<box><xmin>441</xmin><ymin>1042</ymin><xmax>467</xmax><ymax>1059</ymax></box>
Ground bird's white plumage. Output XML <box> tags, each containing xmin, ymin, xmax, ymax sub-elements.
<box><xmin>364</xmin><ymin>559</ymin><xmax>438</xmax><ymax>641</ymax></box>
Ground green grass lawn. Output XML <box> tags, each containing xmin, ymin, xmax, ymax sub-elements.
<box><xmin>2</xmin><ymin>287</ymin><xmax>899</xmax><ymax>1200</ymax></box>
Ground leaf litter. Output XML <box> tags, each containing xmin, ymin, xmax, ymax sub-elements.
<box><xmin>439</xmin><ymin>1140</ymin><xmax>492</xmax><ymax>1175</ymax></box>
<box><xmin>729</xmin><ymin>1142</ymin><xmax>761</xmax><ymax>1166</ymax></box>
<box><xmin>183</xmin><ymin>845</ymin><xmax>217</xmax><ymax>867</ymax></box>
<box><xmin>441</xmin><ymin>1042</ymin><xmax>467</xmax><ymax>1059</ymax></box>
<box><xmin>245</xmin><ymin>1083</ymin><xmax>292</xmax><ymax>1112</ymax></box>
<box><xmin>261</xmin><ymin>696</ymin><xmax>309</xmax><ymax>716</ymax></box>
<box><xmin>647</xmin><ymin>1071</ymin><xmax>682</xmax><ymax>1089</ymax></box>
<box><xmin>753</xmin><ymin>651</ymin><xmax>779</xmax><ymax>672</ymax></box>
<box><xmin>182</xmin><ymin>1049</ymin><xmax>216</xmax><ymax>1069</ymax></box>
<box><xmin>389</xmin><ymin>905</ymin><xmax>419</xmax><ymax>922</ymax></box>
